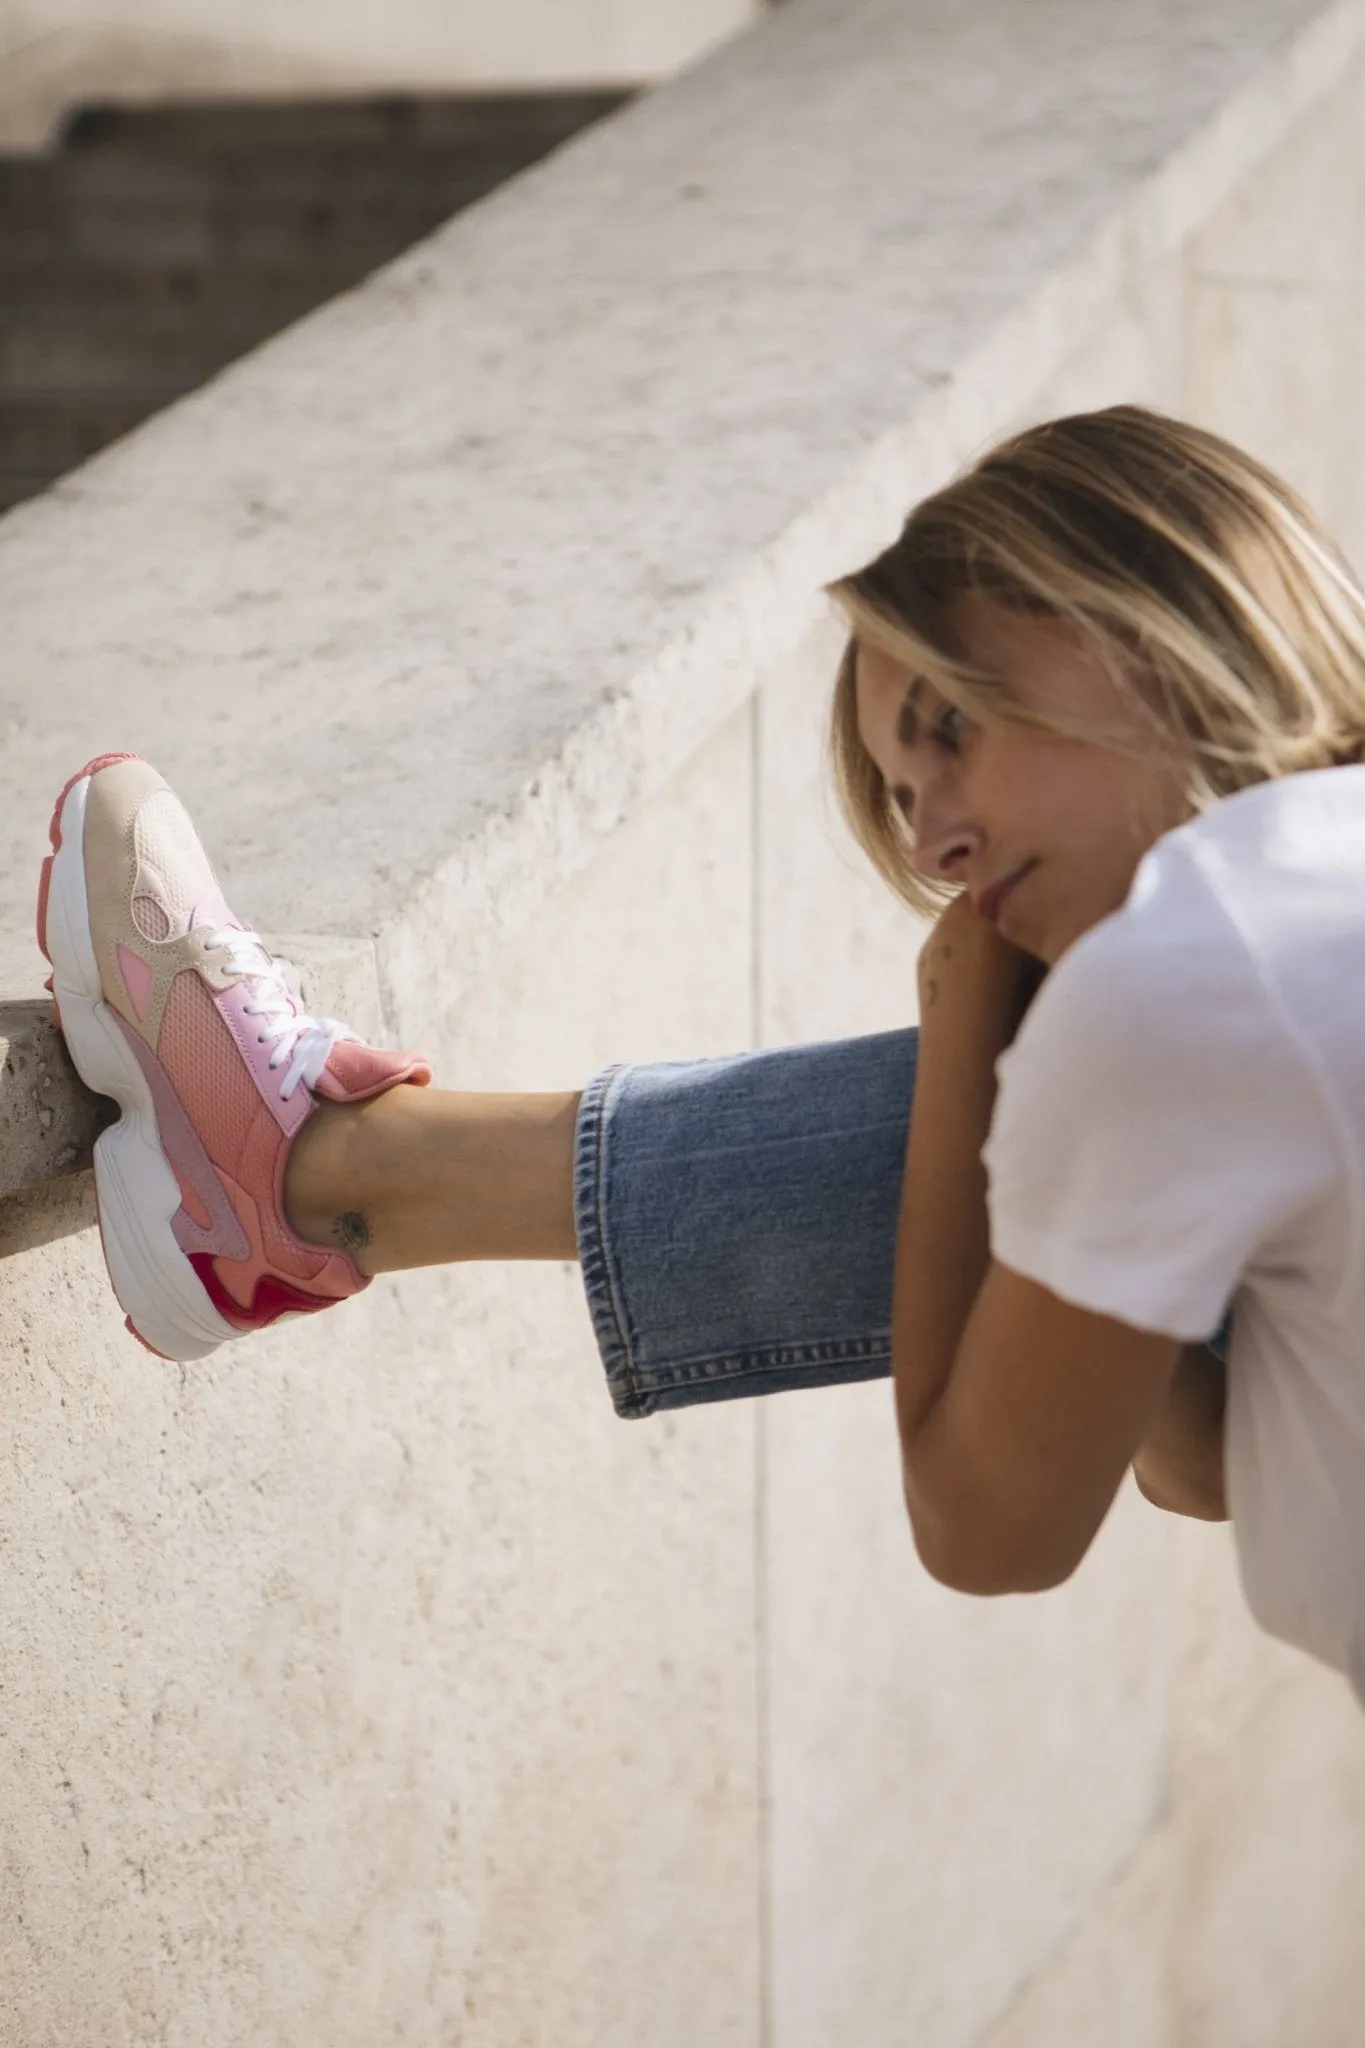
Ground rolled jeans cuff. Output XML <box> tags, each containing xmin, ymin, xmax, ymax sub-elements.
<box><xmin>573</xmin><ymin>1031</ymin><xmax>918</xmax><ymax>1419</ymax></box>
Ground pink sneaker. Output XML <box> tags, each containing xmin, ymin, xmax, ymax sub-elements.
<box><xmin>37</xmin><ymin>754</ymin><xmax>432</xmax><ymax>1362</ymax></box>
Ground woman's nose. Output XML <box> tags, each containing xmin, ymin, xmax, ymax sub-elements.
<box><xmin>910</xmin><ymin>788</ymin><xmax>981</xmax><ymax>882</ymax></box>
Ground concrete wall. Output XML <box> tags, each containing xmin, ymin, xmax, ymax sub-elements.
<box><xmin>0</xmin><ymin>0</ymin><xmax>762</xmax><ymax>147</ymax></box>
<box><xmin>5</xmin><ymin>0</ymin><xmax>1365</xmax><ymax>2043</ymax></box>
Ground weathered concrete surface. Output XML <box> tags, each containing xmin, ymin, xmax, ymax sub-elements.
<box><xmin>1187</xmin><ymin>22</ymin><xmax>1365</xmax><ymax>576</ymax></box>
<box><xmin>2</xmin><ymin>0</ymin><xmax>1356</xmax><ymax>1156</ymax></box>
<box><xmin>0</xmin><ymin>717</ymin><xmax>762</xmax><ymax>2048</ymax></box>
<box><xmin>979</xmin><ymin>1651</ymin><xmax>1365</xmax><ymax>2048</ymax></box>
<box><xmin>5</xmin><ymin>0</ymin><xmax>1365</xmax><ymax>2043</ymax></box>
<box><xmin>0</xmin><ymin>1001</ymin><xmax>110</xmax><ymax>1194</ymax></box>
<box><xmin>0</xmin><ymin>0</ymin><xmax>1345</xmax><ymax>970</ymax></box>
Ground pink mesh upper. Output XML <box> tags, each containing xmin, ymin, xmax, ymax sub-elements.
<box><xmin>156</xmin><ymin>973</ymin><xmax>262</xmax><ymax>1169</ymax></box>
<box><xmin>241</xmin><ymin>1112</ymin><xmax>314</xmax><ymax>1280</ymax></box>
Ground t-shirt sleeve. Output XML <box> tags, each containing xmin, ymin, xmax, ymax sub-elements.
<box><xmin>983</xmin><ymin>854</ymin><xmax>1335</xmax><ymax>1341</ymax></box>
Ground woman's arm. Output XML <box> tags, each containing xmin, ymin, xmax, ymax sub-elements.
<box><xmin>1131</xmin><ymin>1343</ymin><xmax>1228</xmax><ymax>1521</ymax></box>
<box><xmin>892</xmin><ymin>896</ymin><xmax>1185</xmax><ymax>1593</ymax></box>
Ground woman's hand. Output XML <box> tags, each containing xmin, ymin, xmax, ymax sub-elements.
<box><xmin>916</xmin><ymin>890</ymin><xmax>1044</xmax><ymax>1046</ymax></box>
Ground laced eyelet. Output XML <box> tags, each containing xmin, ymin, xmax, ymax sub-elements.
<box><xmin>206</xmin><ymin>921</ymin><xmax>357</xmax><ymax>1099</ymax></box>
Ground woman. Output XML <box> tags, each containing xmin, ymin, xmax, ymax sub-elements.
<box><xmin>38</xmin><ymin>404</ymin><xmax>1365</xmax><ymax>1701</ymax></box>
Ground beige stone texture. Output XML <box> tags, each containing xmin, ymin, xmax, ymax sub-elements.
<box><xmin>0</xmin><ymin>999</ymin><xmax>111</xmax><ymax>1196</ymax></box>
<box><xmin>766</xmin><ymin>1410</ymin><xmax>1173</xmax><ymax>2048</ymax></box>
<box><xmin>1166</xmin><ymin>1517</ymin><xmax>1306</xmax><ymax>1800</ymax></box>
<box><xmin>1017</xmin><ymin>257</ymin><xmax>1186</xmax><ymax>428</ymax></box>
<box><xmin>979</xmin><ymin>1849</ymin><xmax>1171</xmax><ymax>2048</ymax></box>
<box><xmin>1186</xmin><ymin>277</ymin><xmax>1365</xmax><ymax>573</ymax></box>
<box><xmin>7</xmin><ymin>0</ymin><xmax>1365</xmax><ymax>2041</ymax></box>
<box><xmin>755</xmin><ymin>611</ymin><xmax>923</xmax><ymax>1053</ymax></box>
<box><xmin>982</xmin><ymin>1659</ymin><xmax>1365</xmax><ymax>2048</ymax></box>
<box><xmin>1169</xmin><ymin>1659</ymin><xmax>1365</xmax><ymax>2048</ymax></box>
<box><xmin>0</xmin><ymin>719</ymin><xmax>761</xmax><ymax>2048</ymax></box>
<box><xmin>1187</xmin><ymin>45</ymin><xmax>1365</xmax><ymax>570</ymax></box>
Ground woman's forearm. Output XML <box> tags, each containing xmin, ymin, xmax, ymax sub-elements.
<box><xmin>1132</xmin><ymin>1343</ymin><xmax>1229</xmax><ymax>1521</ymax></box>
<box><xmin>890</xmin><ymin>901</ymin><xmax>1193</xmax><ymax>1593</ymax></box>
<box><xmin>891</xmin><ymin>1008</ymin><xmax>1001</xmax><ymax>1447</ymax></box>
<box><xmin>892</xmin><ymin>906</ymin><xmax>1028</xmax><ymax>1460</ymax></box>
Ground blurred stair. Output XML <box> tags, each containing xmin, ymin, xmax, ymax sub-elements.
<box><xmin>0</xmin><ymin>91</ymin><xmax>627</xmax><ymax>513</ymax></box>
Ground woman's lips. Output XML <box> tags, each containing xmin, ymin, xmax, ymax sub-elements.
<box><xmin>976</xmin><ymin>861</ymin><xmax>1037</xmax><ymax>927</ymax></box>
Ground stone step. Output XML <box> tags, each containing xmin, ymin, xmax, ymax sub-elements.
<box><xmin>0</xmin><ymin>91</ymin><xmax>628</xmax><ymax>268</ymax></box>
<box><xmin>1</xmin><ymin>143</ymin><xmax>579</xmax><ymax>203</ymax></box>
<box><xmin>0</xmin><ymin>90</ymin><xmax>626</xmax><ymax>511</ymax></box>
<box><xmin>0</xmin><ymin>473</ymin><xmax>53</xmax><ymax>512</ymax></box>
<box><xmin>0</xmin><ymin>314</ymin><xmax>297</xmax><ymax>388</ymax></box>
<box><xmin>0</xmin><ymin>259</ymin><xmax>363</xmax><ymax>322</ymax></box>
<box><xmin>0</xmin><ymin>391</ymin><xmax>176</xmax><ymax>472</ymax></box>
<box><xmin>0</xmin><ymin>170</ymin><xmax>509</xmax><ymax>268</ymax></box>
<box><xmin>61</xmin><ymin>91</ymin><xmax>626</xmax><ymax>156</ymax></box>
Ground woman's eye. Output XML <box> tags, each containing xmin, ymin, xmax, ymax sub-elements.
<box><xmin>932</xmin><ymin>705</ymin><xmax>968</xmax><ymax>751</ymax></box>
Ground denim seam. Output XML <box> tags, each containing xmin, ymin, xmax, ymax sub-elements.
<box><xmin>626</xmin><ymin>1352</ymin><xmax>894</xmax><ymax>1416</ymax></box>
<box><xmin>625</xmin><ymin>1333</ymin><xmax>891</xmax><ymax>1393</ymax></box>
<box><xmin>573</xmin><ymin>1065</ymin><xmax>647</xmax><ymax>1419</ymax></box>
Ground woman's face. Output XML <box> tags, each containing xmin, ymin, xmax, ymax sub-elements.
<box><xmin>854</xmin><ymin>594</ymin><xmax>1194</xmax><ymax>964</ymax></box>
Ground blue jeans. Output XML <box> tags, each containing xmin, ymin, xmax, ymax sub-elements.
<box><xmin>574</xmin><ymin>1030</ymin><xmax>917</xmax><ymax>1419</ymax></box>
<box><xmin>575</xmin><ymin>1027</ymin><xmax>1234</xmax><ymax>1419</ymax></box>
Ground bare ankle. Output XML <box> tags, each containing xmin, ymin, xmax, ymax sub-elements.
<box><xmin>284</xmin><ymin>1102</ymin><xmax>379</xmax><ymax>1274</ymax></box>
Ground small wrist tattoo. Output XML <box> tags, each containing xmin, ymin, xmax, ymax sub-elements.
<box><xmin>333</xmin><ymin>1211</ymin><xmax>372</xmax><ymax>1255</ymax></box>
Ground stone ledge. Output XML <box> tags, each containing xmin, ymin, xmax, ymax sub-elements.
<box><xmin>0</xmin><ymin>1000</ymin><xmax>112</xmax><ymax>1196</ymax></box>
<box><xmin>1</xmin><ymin>0</ymin><xmax>1359</xmax><ymax>1207</ymax></box>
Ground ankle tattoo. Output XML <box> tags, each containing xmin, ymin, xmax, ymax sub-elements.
<box><xmin>333</xmin><ymin>1211</ymin><xmax>372</xmax><ymax>1257</ymax></box>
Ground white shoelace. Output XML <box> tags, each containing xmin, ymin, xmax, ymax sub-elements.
<box><xmin>207</xmin><ymin>927</ymin><xmax>359</xmax><ymax>1102</ymax></box>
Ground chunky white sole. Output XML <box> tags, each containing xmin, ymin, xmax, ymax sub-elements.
<box><xmin>44</xmin><ymin>773</ymin><xmax>237</xmax><ymax>1363</ymax></box>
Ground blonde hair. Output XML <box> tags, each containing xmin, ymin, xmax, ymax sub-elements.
<box><xmin>830</xmin><ymin>404</ymin><xmax>1365</xmax><ymax>916</ymax></box>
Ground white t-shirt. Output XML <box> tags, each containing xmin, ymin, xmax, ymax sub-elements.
<box><xmin>984</xmin><ymin>765</ymin><xmax>1365</xmax><ymax>1698</ymax></box>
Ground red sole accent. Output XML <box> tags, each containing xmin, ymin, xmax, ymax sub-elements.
<box><xmin>188</xmin><ymin>1250</ymin><xmax>347</xmax><ymax>1334</ymax></box>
